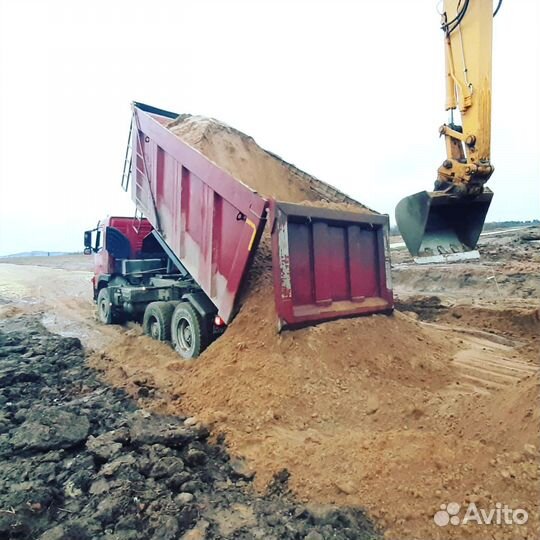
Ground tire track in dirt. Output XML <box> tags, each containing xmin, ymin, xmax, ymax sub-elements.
<box><xmin>414</xmin><ymin>321</ymin><xmax>539</xmax><ymax>396</ymax></box>
<box><xmin>452</xmin><ymin>337</ymin><xmax>537</xmax><ymax>394</ymax></box>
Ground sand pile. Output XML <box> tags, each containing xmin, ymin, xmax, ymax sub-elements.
<box><xmin>172</xmin><ymin>247</ymin><xmax>455</xmax><ymax>425</ymax></box>
<box><xmin>167</xmin><ymin>114</ymin><xmax>373</xmax><ymax>210</ymax></box>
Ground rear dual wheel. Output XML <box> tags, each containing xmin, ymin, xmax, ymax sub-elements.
<box><xmin>171</xmin><ymin>303</ymin><xmax>207</xmax><ymax>359</ymax></box>
<box><xmin>142</xmin><ymin>301</ymin><xmax>177</xmax><ymax>342</ymax></box>
<box><xmin>143</xmin><ymin>300</ymin><xmax>210</xmax><ymax>359</ymax></box>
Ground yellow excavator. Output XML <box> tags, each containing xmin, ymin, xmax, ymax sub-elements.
<box><xmin>396</xmin><ymin>0</ymin><xmax>502</xmax><ymax>263</ymax></box>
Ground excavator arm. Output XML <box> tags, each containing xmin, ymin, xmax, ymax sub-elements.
<box><xmin>438</xmin><ymin>0</ymin><xmax>495</xmax><ymax>192</ymax></box>
<box><xmin>396</xmin><ymin>0</ymin><xmax>499</xmax><ymax>262</ymax></box>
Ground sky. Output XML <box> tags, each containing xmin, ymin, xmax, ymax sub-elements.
<box><xmin>0</xmin><ymin>0</ymin><xmax>538</xmax><ymax>255</ymax></box>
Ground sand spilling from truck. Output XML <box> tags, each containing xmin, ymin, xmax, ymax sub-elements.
<box><xmin>167</xmin><ymin>114</ymin><xmax>373</xmax><ymax>210</ymax></box>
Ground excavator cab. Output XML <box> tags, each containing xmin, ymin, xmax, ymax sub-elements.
<box><xmin>395</xmin><ymin>188</ymin><xmax>493</xmax><ymax>263</ymax></box>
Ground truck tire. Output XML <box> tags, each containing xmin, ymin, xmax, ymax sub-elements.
<box><xmin>97</xmin><ymin>287</ymin><xmax>119</xmax><ymax>325</ymax></box>
<box><xmin>171</xmin><ymin>302</ymin><xmax>207</xmax><ymax>359</ymax></box>
<box><xmin>143</xmin><ymin>301</ymin><xmax>175</xmax><ymax>342</ymax></box>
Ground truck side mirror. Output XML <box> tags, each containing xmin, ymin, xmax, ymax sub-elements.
<box><xmin>84</xmin><ymin>231</ymin><xmax>93</xmax><ymax>255</ymax></box>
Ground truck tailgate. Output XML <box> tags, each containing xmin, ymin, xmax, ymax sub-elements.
<box><xmin>270</xmin><ymin>201</ymin><xmax>393</xmax><ymax>328</ymax></box>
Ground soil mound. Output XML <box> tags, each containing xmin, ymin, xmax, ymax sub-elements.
<box><xmin>167</xmin><ymin>114</ymin><xmax>374</xmax><ymax>211</ymax></box>
<box><xmin>176</xmin><ymin>247</ymin><xmax>453</xmax><ymax>424</ymax></box>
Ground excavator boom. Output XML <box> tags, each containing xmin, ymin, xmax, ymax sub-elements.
<box><xmin>396</xmin><ymin>0</ymin><xmax>497</xmax><ymax>262</ymax></box>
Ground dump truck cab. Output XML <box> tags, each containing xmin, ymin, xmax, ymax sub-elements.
<box><xmin>85</xmin><ymin>216</ymin><xmax>155</xmax><ymax>296</ymax></box>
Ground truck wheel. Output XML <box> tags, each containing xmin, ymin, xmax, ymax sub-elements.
<box><xmin>143</xmin><ymin>302</ymin><xmax>175</xmax><ymax>342</ymax></box>
<box><xmin>97</xmin><ymin>288</ymin><xmax>118</xmax><ymax>325</ymax></box>
<box><xmin>171</xmin><ymin>303</ymin><xmax>206</xmax><ymax>359</ymax></box>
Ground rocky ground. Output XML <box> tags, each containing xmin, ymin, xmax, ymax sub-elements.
<box><xmin>0</xmin><ymin>316</ymin><xmax>378</xmax><ymax>540</ymax></box>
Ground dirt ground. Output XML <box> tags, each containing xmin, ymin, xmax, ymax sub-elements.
<box><xmin>1</xmin><ymin>226</ymin><xmax>538</xmax><ymax>540</ymax></box>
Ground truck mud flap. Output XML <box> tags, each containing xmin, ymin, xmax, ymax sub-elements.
<box><xmin>269</xmin><ymin>201</ymin><xmax>394</xmax><ymax>330</ymax></box>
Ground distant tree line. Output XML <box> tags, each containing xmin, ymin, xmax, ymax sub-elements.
<box><xmin>389</xmin><ymin>219</ymin><xmax>539</xmax><ymax>236</ymax></box>
<box><xmin>481</xmin><ymin>219</ymin><xmax>540</xmax><ymax>231</ymax></box>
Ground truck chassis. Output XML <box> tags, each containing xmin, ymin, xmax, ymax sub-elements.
<box><xmin>86</xmin><ymin>222</ymin><xmax>223</xmax><ymax>359</ymax></box>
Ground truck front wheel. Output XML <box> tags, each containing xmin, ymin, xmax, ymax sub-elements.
<box><xmin>97</xmin><ymin>288</ymin><xmax>119</xmax><ymax>325</ymax></box>
<box><xmin>171</xmin><ymin>303</ymin><xmax>207</xmax><ymax>359</ymax></box>
<box><xmin>143</xmin><ymin>301</ymin><xmax>176</xmax><ymax>342</ymax></box>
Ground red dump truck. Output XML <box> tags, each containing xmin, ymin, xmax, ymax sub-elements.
<box><xmin>84</xmin><ymin>102</ymin><xmax>393</xmax><ymax>358</ymax></box>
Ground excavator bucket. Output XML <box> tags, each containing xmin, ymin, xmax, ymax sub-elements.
<box><xmin>395</xmin><ymin>188</ymin><xmax>493</xmax><ymax>263</ymax></box>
